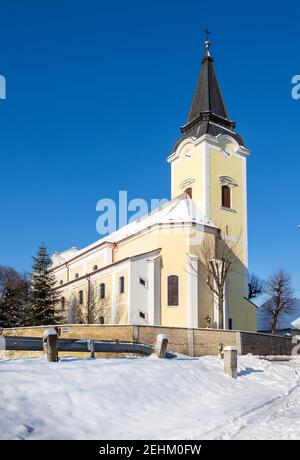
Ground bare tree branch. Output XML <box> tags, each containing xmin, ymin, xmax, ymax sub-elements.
<box><xmin>248</xmin><ymin>273</ymin><xmax>265</xmax><ymax>300</ymax></box>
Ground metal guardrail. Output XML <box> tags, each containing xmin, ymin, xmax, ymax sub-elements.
<box><xmin>2</xmin><ymin>336</ymin><xmax>154</xmax><ymax>356</ymax></box>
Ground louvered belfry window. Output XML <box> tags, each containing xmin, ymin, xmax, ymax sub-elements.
<box><xmin>168</xmin><ymin>275</ymin><xmax>179</xmax><ymax>307</ymax></box>
<box><xmin>222</xmin><ymin>185</ymin><xmax>231</xmax><ymax>209</ymax></box>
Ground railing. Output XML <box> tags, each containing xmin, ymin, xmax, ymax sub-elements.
<box><xmin>2</xmin><ymin>336</ymin><xmax>154</xmax><ymax>356</ymax></box>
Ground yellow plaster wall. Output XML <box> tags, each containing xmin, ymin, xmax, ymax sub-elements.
<box><xmin>87</xmin><ymin>256</ymin><xmax>105</xmax><ymax>273</ymax></box>
<box><xmin>171</xmin><ymin>143</ymin><xmax>204</xmax><ymax>208</ymax></box>
<box><xmin>209</xmin><ymin>147</ymin><xmax>245</xmax><ymax>243</ymax></box>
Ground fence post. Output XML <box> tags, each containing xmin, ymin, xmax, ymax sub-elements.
<box><xmin>43</xmin><ymin>329</ymin><xmax>58</xmax><ymax>362</ymax></box>
<box><xmin>88</xmin><ymin>339</ymin><xmax>95</xmax><ymax>359</ymax></box>
<box><xmin>154</xmin><ymin>334</ymin><xmax>168</xmax><ymax>358</ymax></box>
<box><xmin>223</xmin><ymin>345</ymin><xmax>238</xmax><ymax>378</ymax></box>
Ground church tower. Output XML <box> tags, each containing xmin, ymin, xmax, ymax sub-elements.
<box><xmin>168</xmin><ymin>39</ymin><xmax>254</xmax><ymax>330</ymax></box>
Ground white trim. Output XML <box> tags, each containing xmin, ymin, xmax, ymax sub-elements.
<box><xmin>194</xmin><ymin>134</ymin><xmax>250</xmax><ymax>158</ymax></box>
<box><xmin>167</xmin><ymin>137</ymin><xmax>197</xmax><ymax>163</ymax></box>
<box><xmin>204</xmin><ymin>142</ymin><xmax>211</xmax><ymax>218</ymax></box>
<box><xmin>242</xmin><ymin>155</ymin><xmax>249</xmax><ymax>294</ymax></box>
<box><xmin>219</xmin><ymin>176</ymin><xmax>238</xmax><ymax>187</ymax></box>
<box><xmin>127</xmin><ymin>264</ymin><xmax>131</xmax><ymax>324</ymax></box>
<box><xmin>223</xmin><ymin>235</ymin><xmax>244</xmax><ymax>244</ymax></box>
<box><xmin>179</xmin><ymin>178</ymin><xmax>195</xmax><ymax>190</ymax></box>
<box><xmin>147</xmin><ymin>255</ymin><xmax>161</xmax><ymax>325</ymax></box>
<box><xmin>220</xmin><ymin>206</ymin><xmax>237</xmax><ymax>214</ymax></box>
<box><xmin>187</xmin><ymin>254</ymin><xmax>199</xmax><ymax>328</ymax></box>
<box><xmin>111</xmin><ymin>266</ymin><xmax>117</xmax><ymax>324</ymax></box>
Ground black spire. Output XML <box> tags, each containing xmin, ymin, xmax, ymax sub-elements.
<box><xmin>173</xmin><ymin>38</ymin><xmax>245</xmax><ymax>151</ymax></box>
<box><xmin>187</xmin><ymin>40</ymin><xmax>229</xmax><ymax>123</ymax></box>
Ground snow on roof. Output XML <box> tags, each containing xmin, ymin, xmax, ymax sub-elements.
<box><xmin>52</xmin><ymin>195</ymin><xmax>216</xmax><ymax>266</ymax></box>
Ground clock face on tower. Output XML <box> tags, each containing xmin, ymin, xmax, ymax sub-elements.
<box><xmin>217</xmin><ymin>135</ymin><xmax>239</xmax><ymax>159</ymax></box>
<box><xmin>222</xmin><ymin>146</ymin><xmax>231</xmax><ymax>158</ymax></box>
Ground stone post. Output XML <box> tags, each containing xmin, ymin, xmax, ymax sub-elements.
<box><xmin>223</xmin><ymin>345</ymin><xmax>237</xmax><ymax>378</ymax></box>
<box><xmin>43</xmin><ymin>329</ymin><xmax>59</xmax><ymax>362</ymax></box>
<box><xmin>154</xmin><ymin>334</ymin><xmax>168</xmax><ymax>358</ymax></box>
<box><xmin>88</xmin><ymin>339</ymin><xmax>95</xmax><ymax>359</ymax></box>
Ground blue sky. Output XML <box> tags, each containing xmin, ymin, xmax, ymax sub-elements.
<box><xmin>0</xmin><ymin>0</ymin><xmax>299</xmax><ymax>293</ymax></box>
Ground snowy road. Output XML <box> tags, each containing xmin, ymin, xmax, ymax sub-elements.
<box><xmin>217</xmin><ymin>359</ymin><xmax>300</xmax><ymax>440</ymax></box>
<box><xmin>234</xmin><ymin>386</ymin><xmax>300</xmax><ymax>440</ymax></box>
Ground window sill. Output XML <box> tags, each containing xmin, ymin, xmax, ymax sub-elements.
<box><xmin>220</xmin><ymin>206</ymin><xmax>236</xmax><ymax>213</ymax></box>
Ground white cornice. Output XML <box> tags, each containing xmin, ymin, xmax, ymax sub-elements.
<box><xmin>167</xmin><ymin>134</ymin><xmax>250</xmax><ymax>163</ymax></box>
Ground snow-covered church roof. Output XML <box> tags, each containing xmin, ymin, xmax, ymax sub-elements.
<box><xmin>102</xmin><ymin>194</ymin><xmax>216</xmax><ymax>243</ymax></box>
<box><xmin>52</xmin><ymin>195</ymin><xmax>216</xmax><ymax>266</ymax></box>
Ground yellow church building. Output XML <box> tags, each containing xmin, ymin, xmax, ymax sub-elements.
<box><xmin>52</xmin><ymin>39</ymin><xmax>257</xmax><ymax>332</ymax></box>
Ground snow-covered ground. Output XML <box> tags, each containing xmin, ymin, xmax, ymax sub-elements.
<box><xmin>1</xmin><ymin>354</ymin><xmax>300</xmax><ymax>440</ymax></box>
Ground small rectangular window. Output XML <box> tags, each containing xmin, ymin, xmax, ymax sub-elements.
<box><xmin>228</xmin><ymin>318</ymin><xmax>233</xmax><ymax>330</ymax></box>
<box><xmin>139</xmin><ymin>311</ymin><xmax>146</xmax><ymax>320</ymax></box>
<box><xmin>119</xmin><ymin>276</ymin><xmax>125</xmax><ymax>294</ymax></box>
<box><xmin>79</xmin><ymin>290</ymin><xmax>84</xmax><ymax>305</ymax></box>
<box><xmin>99</xmin><ymin>283</ymin><xmax>105</xmax><ymax>300</ymax></box>
<box><xmin>139</xmin><ymin>277</ymin><xmax>147</xmax><ymax>287</ymax></box>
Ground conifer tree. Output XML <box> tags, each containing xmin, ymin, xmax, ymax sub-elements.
<box><xmin>0</xmin><ymin>266</ymin><xmax>27</xmax><ymax>328</ymax></box>
<box><xmin>29</xmin><ymin>243</ymin><xmax>60</xmax><ymax>326</ymax></box>
<box><xmin>0</xmin><ymin>279</ymin><xmax>24</xmax><ymax>327</ymax></box>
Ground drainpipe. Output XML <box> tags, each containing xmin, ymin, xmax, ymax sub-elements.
<box><xmin>65</xmin><ymin>262</ymin><xmax>70</xmax><ymax>283</ymax></box>
<box><xmin>86</xmin><ymin>274</ymin><xmax>91</xmax><ymax>324</ymax></box>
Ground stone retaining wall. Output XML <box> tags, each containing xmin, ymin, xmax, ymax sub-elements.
<box><xmin>1</xmin><ymin>324</ymin><xmax>292</xmax><ymax>358</ymax></box>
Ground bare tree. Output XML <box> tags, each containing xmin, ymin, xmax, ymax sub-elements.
<box><xmin>87</xmin><ymin>283</ymin><xmax>111</xmax><ymax>324</ymax></box>
<box><xmin>201</xmin><ymin>230</ymin><xmax>240</xmax><ymax>329</ymax></box>
<box><xmin>262</xmin><ymin>269</ymin><xmax>296</xmax><ymax>335</ymax></box>
<box><xmin>67</xmin><ymin>296</ymin><xmax>85</xmax><ymax>324</ymax></box>
<box><xmin>248</xmin><ymin>273</ymin><xmax>265</xmax><ymax>300</ymax></box>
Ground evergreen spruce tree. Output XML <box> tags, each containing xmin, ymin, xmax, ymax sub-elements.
<box><xmin>0</xmin><ymin>266</ymin><xmax>27</xmax><ymax>328</ymax></box>
<box><xmin>0</xmin><ymin>279</ymin><xmax>24</xmax><ymax>327</ymax></box>
<box><xmin>30</xmin><ymin>243</ymin><xmax>60</xmax><ymax>326</ymax></box>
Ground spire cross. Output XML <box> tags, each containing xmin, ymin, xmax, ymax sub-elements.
<box><xmin>204</xmin><ymin>29</ymin><xmax>211</xmax><ymax>41</ymax></box>
<box><xmin>203</xmin><ymin>29</ymin><xmax>211</xmax><ymax>57</ymax></box>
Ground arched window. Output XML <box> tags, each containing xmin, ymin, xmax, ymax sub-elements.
<box><xmin>93</xmin><ymin>265</ymin><xmax>98</xmax><ymax>271</ymax></box>
<box><xmin>99</xmin><ymin>283</ymin><xmax>106</xmax><ymax>300</ymax></box>
<box><xmin>119</xmin><ymin>276</ymin><xmax>125</xmax><ymax>294</ymax></box>
<box><xmin>222</xmin><ymin>185</ymin><xmax>231</xmax><ymax>209</ymax></box>
<box><xmin>167</xmin><ymin>275</ymin><xmax>179</xmax><ymax>307</ymax></box>
<box><xmin>78</xmin><ymin>290</ymin><xmax>84</xmax><ymax>305</ymax></box>
<box><xmin>61</xmin><ymin>297</ymin><xmax>65</xmax><ymax>311</ymax></box>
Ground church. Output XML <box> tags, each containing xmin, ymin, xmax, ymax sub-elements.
<box><xmin>52</xmin><ymin>39</ymin><xmax>257</xmax><ymax>332</ymax></box>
